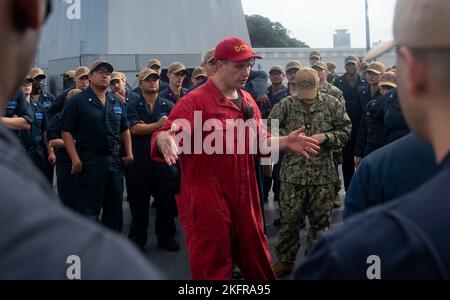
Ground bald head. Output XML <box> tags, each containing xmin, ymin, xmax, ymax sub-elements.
<box><xmin>0</xmin><ymin>0</ymin><xmax>47</xmax><ymax>103</ymax></box>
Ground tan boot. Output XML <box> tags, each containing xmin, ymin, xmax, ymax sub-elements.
<box><xmin>273</xmin><ymin>261</ymin><xmax>294</xmax><ymax>278</ymax></box>
<box><xmin>333</xmin><ymin>195</ymin><xmax>342</xmax><ymax>208</ymax></box>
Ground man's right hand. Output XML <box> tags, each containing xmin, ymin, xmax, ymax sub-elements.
<box><xmin>71</xmin><ymin>159</ymin><xmax>83</xmax><ymax>175</ymax></box>
<box><xmin>157</xmin><ymin>123</ymin><xmax>180</xmax><ymax>166</ymax></box>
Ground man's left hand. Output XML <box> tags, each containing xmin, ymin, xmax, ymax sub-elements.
<box><xmin>311</xmin><ymin>134</ymin><xmax>327</xmax><ymax>145</ymax></box>
<box><xmin>287</xmin><ymin>127</ymin><xmax>320</xmax><ymax>159</ymax></box>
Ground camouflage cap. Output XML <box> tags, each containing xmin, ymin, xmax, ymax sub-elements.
<box><xmin>29</xmin><ymin>68</ymin><xmax>46</xmax><ymax>79</ymax></box>
<box><xmin>345</xmin><ymin>55</ymin><xmax>360</xmax><ymax>66</ymax></box>
<box><xmin>67</xmin><ymin>89</ymin><xmax>83</xmax><ymax>100</ymax></box>
<box><xmin>366</xmin><ymin>62</ymin><xmax>386</xmax><ymax>75</ymax></box>
<box><xmin>309</xmin><ymin>50</ymin><xmax>322</xmax><ymax>59</ymax></box>
<box><xmin>379</xmin><ymin>71</ymin><xmax>397</xmax><ymax>88</ymax></box>
<box><xmin>168</xmin><ymin>62</ymin><xmax>187</xmax><ymax>75</ymax></box>
<box><xmin>191</xmin><ymin>67</ymin><xmax>207</xmax><ymax>79</ymax></box>
<box><xmin>75</xmin><ymin>66</ymin><xmax>90</xmax><ymax>79</ymax></box>
<box><xmin>65</xmin><ymin>70</ymin><xmax>76</xmax><ymax>79</ymax></box>
<box><xmin>269</xmin><ymin>65</ymin><xmax>285</xmax><ymax>75</ymax></box>
<box><xmin>312</xmin><ymin>61</ymin><xmax>328</xmax><ymax>71</ymax></box>
<box><xmin>326</xmin><ymin>61</ymin><xmax>337</xmax><ymax>71</ymax></box>
<box><xmin>296</xmin><ymin>68</ymin><xmax>319</xmax><ymax>100</ymax></box>
<box><xmin>386</xmin><ymin>66</ymin><xmax>397</xmax><ymax>73</ymax></box>
<box><xmin>202</xmin><ymin>49</ymin><xmax>216</xmax><ymax>65</ymax></box>
<box><xmin>286</xmin><ymin>60</ymin><xmax>303</xmax><ymax>72</ymax></box>
<box><xmin>111</xmin><ymin>72</ymin><xmax>126</xmax><ymax>82</ymax></box>
<box><xmin>360</xmin><ymin>62</ymin><xmax>369</xmax><ymax>70</ymax></box>
<box><xmin>90</xmin><ymin>60</ymin><xmax>113</xmax><ymax>73</ymax></box>
<box><xmin>24</xmin><ymin>73</ymin><xmax>34</xmax><ymax>82</ymax></box>
<box><xmin>139</xmin><ymin>68</ymin><xmax>160</xmax><ymax>81</ymax></box>
<box><xmin>147</xmin><ymin>59</ymin><xmax>162</xmax><ymax>69</ymax></box>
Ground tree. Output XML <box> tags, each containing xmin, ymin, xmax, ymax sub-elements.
<box><xmin>246</xmin><ymin>15</ymin><xmax>309</xmax><ymax>48</ymax></box>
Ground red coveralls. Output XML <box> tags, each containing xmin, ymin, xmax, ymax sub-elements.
<box><xmin>151</xmin><ymin>80</ymin><xmax>276</xmax><ymax>280</ymax></box>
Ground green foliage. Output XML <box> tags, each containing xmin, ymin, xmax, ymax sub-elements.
<box><xmin>246</xmin><ymin>15</ymin><xmax>309</xmax><ymax>48</ymax></box>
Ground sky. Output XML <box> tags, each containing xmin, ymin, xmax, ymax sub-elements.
<box><xmin>241</xmin><ymin>0</ymin><xmax>397</xmax><ymax>48</ymax></box>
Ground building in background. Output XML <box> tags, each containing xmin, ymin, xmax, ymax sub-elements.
<box><xmin>253</xmin><ymin>47</ymin><xmax>395</xmax><ymax>75</ymax></box>
<box><xmin>333</xmin><ymin>29</ymin><xmax>351</xmax><ymax>49</ymax></box>
<box><xmin>36</xmin><ymin>0</ymin><xmax>250</xmax><ymax>94</ymax></box>
<box><xmin>36</xmin><ymin>1</ymin><xmax>395</xmax><ymax>94</ymax></box>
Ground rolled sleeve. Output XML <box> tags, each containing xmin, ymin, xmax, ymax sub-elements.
<box><xmin>61</xmin><ymin>97</ymin><xmax>79</xmax><ymax>135</ymax></box>
<box><xmin>16</xmin><ymin>95</ymin><xmax>33</xmax><ymax>125</ymax></box>
<box><xmin>120</xmin><ymin>103</ymin><xmax>130</xmax><ymax>132</ymax></box>
<box><xmin>125</xmin><ymin>100</ymin><xmax>142</xmax><ymax>128</ymax></box>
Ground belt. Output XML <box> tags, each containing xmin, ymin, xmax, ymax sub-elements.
<box><xmin>78</xmin><ymin>145</ymin><xmax>120</xmax><ymax>156</ymax></box>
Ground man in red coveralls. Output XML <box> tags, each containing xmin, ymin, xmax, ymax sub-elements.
<box><xmin>151</xmin><ymin>37</ymin><xmax>320</xmax><ymax>280</ymax></box>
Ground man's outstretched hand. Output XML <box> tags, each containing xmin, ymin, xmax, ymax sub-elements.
<box><xmin>157</xmin><ymin>123</ymin><xmax>180</xmax><ymax>166</ymax></box>
<box><xmin>286</xmin><ymin>126</ymin><xmax>321</xmax><ymax>159</ymax></box>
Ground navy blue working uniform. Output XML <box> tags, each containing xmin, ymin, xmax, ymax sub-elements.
<box><xmin>186</xmin><ymin>77</ymin><xmax>207</xmax><ymax>95</ymax></box>
<box><xmin>47</xmin><ymin>87</ymin><xmax>74</xmax><ymax>121</ymax></box>
<box><xmin>344</xmin><ymin>134</ymin><xmax>436</xmax><ymax>220</ymax></box>
<box><xmin>382</xmin><ymin>89</ymin><xmax>410</xmax><ymax>144</ymax></box>
<box><xmin>126</xmin><ymin>94</ymin><xmax>179</xmax><ymax>250</ymax></box>
<box><xmin>4</xmin><ymin>90</ymin><xmax>32</xmax><ymax>121</ymax></box>
<box><xmin>353</xmin><ymin>85</ymin><xmax>381</xmax><ymax>158</ymax></box>
<box><xmin>62</xmin><ymin>87</ymin><xmax>129</xmax><ymax>232</ymax></box>
<box><xmin>122</xmin><ymin>90</ymin><xmax>139</xmax><ymax>106</ymax></box>
<box><xmin>4</xmin><ymin>91</ymin><xmax>33</xmax><ymax>138</ymax></box>
<box><xmin>132</xmin><ymin>80</ymin><xmax>169</xmax><ymax>95</ymax></box>
<box><xmin>18</xmin><ymin>99</ymin><xmax>50</xmax><ymax>183</ymax></box>
<box><xmin>354</xmin><ymin>94</ymin><xmax>385</xmax><ymax>158</ymax></box>
<box><xmin>47</xmin><ymin>111</ymin><xmax>77</xmax><ymax>210</ymax></box>
<box><xmin>268</xmin><ymin>86</ymin><xmax>293</xmax><ymax>206</ymax></box>
<box><xmin>266</xmin><ymin>84</ymin><xmax>286</xmax><ymax>107</ymax></box>
<box><xmin>334</xmin><ymin>74</ymin><xmax>367</xmax><ymax>190</ymax></box>
<box><xmin>33</xmin><ymin>91</ymin><xmax>55</xmax><ymax>113</ymax></box>
<box><xmin>31</xmin><ymin>91</ymin><xmax>55</xmax><ymax>183</ymax></box>
<box><xmin>357</xmin><ymin>85</ymin><xmax>381</xmax><ymax>113</ymax></box>
<box><xmin>159</xmin><ymin>86</ymin><xmax>187</xmax><ymax>105</ymax></box>
<box><xmin>269</xmin><ymin>85</ymin><xmax>291</xmax><ymax>107</ymax></box>
<box><xmin>246</xmin><ymin>70</ymin><xmax>272</xmax><ymax>118</ymax></box>
<box><xmin>294</xmin><ymin>151</ymin><xmax>450</xmax><ymax>279</ymax></box>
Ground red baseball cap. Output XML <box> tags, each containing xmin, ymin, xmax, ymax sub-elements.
<box><xmin>215</xmin><ymin>37</ymin><xmax>262</xmax><ymax>62</ymax></box>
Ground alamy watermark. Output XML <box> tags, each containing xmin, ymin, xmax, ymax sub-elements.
<box><xmin>168</xmin><ymin>112</ymin><xmax>280</xmax><ymax>165</ymax></box>
<box><xmin>366</xmin><ymin>255</ymin><xmax>381</xmax><ymax>280</ymax></box>
<box><xmin>66</xmin><ymin>255</ymin><xmax>81</xmax><ymax>280</ymax></box>
<box><xmin>61</xmin><ymin>0</ymin><xmax>81</xmax><ymax>20</ymax></box>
